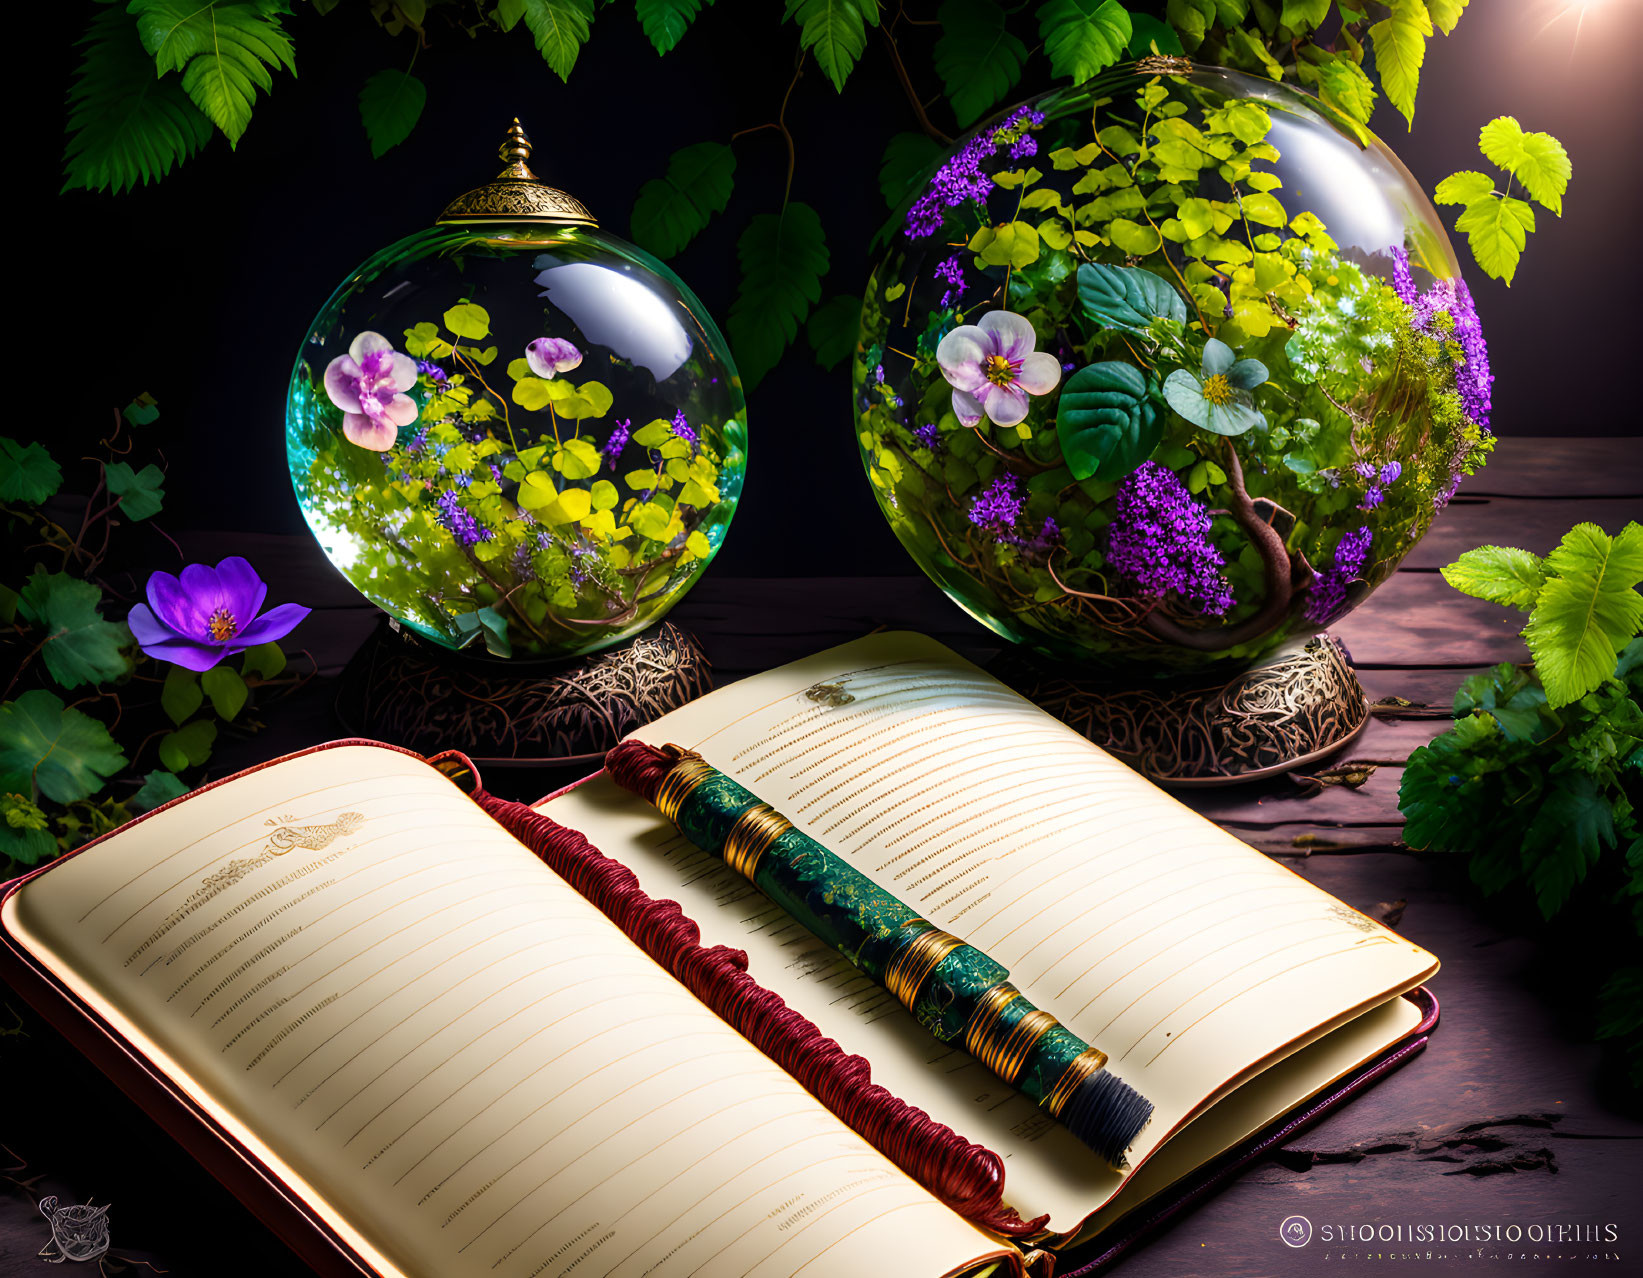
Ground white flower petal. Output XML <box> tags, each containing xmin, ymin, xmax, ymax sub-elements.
<box><xmin>1014</xmin><ymin>351</ymin><xmax>1062</xmax><ymax>396</ymax></box>
<box><xmin>343</xmin><ymin>410</ymin><xmax>397</xmax><ymax>451</ymax></box>
<box><xmin>349</xmin><ymin>331</ymin><xmax>392</xmax><ymax>364</ymax></box>
<box><xmin>387</xmin><ymin>352</ymin><xmax>418</xmax><ymax>392</ymax></box>
<box><xmin>936</xmin><ymin>325</ymin><xmax>990</xmax><ymax>390</ymax></box>
<box><xmin>952</xmin><ymin>389</ymin><xmax>984</xmax><ymax>427</ymax></box>
<box><xmin>982</xmin><ymin>382</ymin><xmax>1030</xmax><ymax>427</ymax></box>
<box><xmin>976</xmin><ymin>310</ymin><xmax>1037</xmax><ymax>362</ymax></box>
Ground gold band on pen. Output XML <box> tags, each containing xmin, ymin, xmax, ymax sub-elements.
<box><xmin>884</xmin><ymin>926</ymin><xmax>963</xmax><ymax>1009</ymax></box>
<box><xmin>963</xmin><ymin>983</ymin><xmax>1022</xmax><ymax>1063</ymax></box>
<box><xmin>655</xmin><ymin>751</ymin><xmax>716</xmax><ymax>826</ymax></box>
<box><xmin>723</xmin><ymin>803</ymin><xmax>791</xmax><ymax>881</ymax></box>
<box><xmin>1045</xmin><ymin>1046</ymin><xmax>1111</xmax><ymax>1117</ymax></box>
<box><xmin>991</xmin><ymin>1009</ymin><xmax>1057</xmax><ymax>1085</ymax></box>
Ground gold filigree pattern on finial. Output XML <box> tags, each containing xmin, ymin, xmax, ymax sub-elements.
<box><xmin>437</xmin><ymin>118</ymin><xmax>598</xmax><ymax>227</ymax></box>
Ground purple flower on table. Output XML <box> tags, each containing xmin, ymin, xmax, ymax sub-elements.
<box><xmin>1306</xmin><ymin>525</ymin><xmax>1373</xmax><ymax>624</ymax></box>
<box><xmin>525</xmin><ymin>337</ymin><xmax>583</xmax><ymax>379</ymax></box>
<box><xmin>604</xmin><ymin>418</ymin><xmax>631</xmax><ymax>469</ymax></box>
<box><xmin>936</xmin><ymin>311</ymin><xmax>1061</xmax><ymax>429</ymax></box>
<box><xmin>671</xmin><ymin>410</ymin><xmax>698</xmax><ymax>447</ymax></box>
<box><xmin>968</xmin><ymin>475</ymin><xmax>1024</xmax><ymax>531</ymax></box>
<box><xmin>127</xmin><ymin>557</ymin><xmax>309</xmax><ymax>673</ymax></box>
<box><xmin>323</xmin><ymin>331</ymin><xmax>419</xmax><ymax>452</ymax></box>
<box><xmin>1106</xmin><ymin>462</ymin><xmax>1234</xmax><ymax>617</ymax></box>
<box><xmin>434</xmin><ymin>491</ymin><xmax>490</xmax><ymax>549</ymax></box>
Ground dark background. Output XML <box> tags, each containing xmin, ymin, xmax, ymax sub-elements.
<box><xmin>39</xmin><ymin>0</ymin><xmax>1641</xmax><ymax>579</ymax></box>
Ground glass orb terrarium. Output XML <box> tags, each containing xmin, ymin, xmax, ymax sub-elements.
<box><xmin>287</xmin><ymin>122</ymin><xmax>746</xmax><ymax>664</ymax></box>
<box><xmin>857</xmin><ymin>59</ymin><xmax>1492</xmax><ymax>684</ymax></box>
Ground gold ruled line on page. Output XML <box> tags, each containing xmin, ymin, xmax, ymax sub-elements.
<box><xmin>310</xmin><ymin>940</ymin><xmax>598</xmax><ymax>1123</ymax></box>
<box><xmin>749</xmin><ymin>691</ymin><xmax>1024</xmax><ymax>787</ymax></box>
<box><xmin>826</xmin><ymin>735</ymin><xmax>1076</xmax><ymax>842</ymax></box>
<box><xmin>701</xmin><ymin>661</ymin><xmax>914</xmax><ymax>756</ymax></box>
<box><xmin>78</xmin><ymin>771</ymin><xmax>432</xmax><ymax>923</ymax></box>
<box><xmin>687</xmin><ymin>1167</ymin><xmax>910</xmax><ymax>1278</ymax></box>
<box><xmin>474</xmin><ymin>1075</ymin><xmax>803</xmax><ymax>1267</ymax></box>
<box><xmin>874</xmin><ymin>769</ymin><xmax>1104</xmax><ymax>870</ymax></box>
<box><xmin>1084</xmin><ymin>916</ymin><xmax>1346</xmax><ymax>1033</ymax></box>
<box><xmin>599</xmin><ymin>1132</ymin><xmax>854</xmax><ymax>1278</ymax></box>
<box><xmin>487</xmin><ymin>1088</ymin><xmax>801</xmax><ymax>1271</ymax></box>
<box><xmin>273</xmin><ymin>901</ymin><xmax>586</xmax><ymax>1089</ymax></box>
<box><xmin>870</xmin><ymin>792</ymin><xmax>1100</xmax><ymax>892</ymax></box>
<box><xmin>453</xmin><ymin>1057</ymin><xmax>759</xmax><ymax>1250</ymax></box>
<box><xmin>633</xmin><ymin>1147</ymin><xmax>886</xmax><ymax>1278</ymax></box>
<box><xmin>416</xmin><ymin>1024</ymin><xmax>745</xmax><ymax>1209</ymax></box>
<box><xmin>785</xmin><ymin>1200</ymin><xmax>942</xmax><ymax>1278</ymax></box>
<box><xmin>728</xmin><ymin>668</ymin><xmax>971</xmax><ymax>768</ymax></box>
<box><xmin>102</xmin><ymin>801</ymin><xmax>472</xmax><ymax>943</ymax></box>
<box><xmin>811</xmin><ymin>727</ymin><xmax>1047</xmax><ymax>828</ymax></box>
<box><xmin>737</xmin><ymin>682</ymin><xmax>970</xmax><ymax>772</ymax></box>
<box><xmin>1045</xmin><ymin>877</ymin><xmax>1297</xmax><ymax>1002</ymax></box>
<box><xmin>1139</xmin><ymin>937</ymin><xmax>1398</xmax><ymax>1066</ymax></box>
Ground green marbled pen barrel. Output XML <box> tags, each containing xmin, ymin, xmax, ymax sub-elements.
<box><xmin>646</xmin><ymin>747</ymin><xmax>1152</xmax><ymax>1167</ymax></box>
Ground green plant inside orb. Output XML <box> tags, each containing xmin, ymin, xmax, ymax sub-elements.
<box><xmin>287</xmin><ymin>223</ymin><xmax>747</xmax><ymax>661</ymax></box>
<box><xmin>857</xmin><ymin>61</ymin><xmax>1493</xmax><ymax>676</ymax></box>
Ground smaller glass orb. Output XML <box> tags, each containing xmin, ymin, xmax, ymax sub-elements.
<box><xmin>856</xmin><ymin>62</ymin><xmax>1492</xmax><ymax>677</ymax></box>
<box><xmin>286</xmin><ymin>222</ymin><xmax>746</xmax><ymax>661</ymax></box>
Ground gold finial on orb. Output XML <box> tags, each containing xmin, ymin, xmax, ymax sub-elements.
<box><xmin>436</xmin><ymin>115</ymin><xmax>597</xmax><ymax>227</ymax></box>
<box><xmin>498</xmin><ymin>118</ymin><xmax>536</xmax><ymax>176</ymax></box>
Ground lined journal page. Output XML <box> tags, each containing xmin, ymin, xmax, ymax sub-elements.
<box><xmin>624</xmin><ymin>634</ymin><xmax>1435</xmax><ymax>1177</ymax></box>
<box><xmin>5</xmin><ymin>744</ymin><xmax>1008</xmax><ymax>1278</ymax></box>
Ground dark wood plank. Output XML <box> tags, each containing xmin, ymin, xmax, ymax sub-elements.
<box><xmin>1459</xmin><ymin>436</ymin><xmax>1642</xmax><ymax>498</ymax></box>
<box><xmin>1405</xmin><ymin>495</ymin><xmax>1642</xmax><ymax>570</ymax></box>
<box><xmin>1332</xmin><ymin>573</ymin><xmax>1528</xmax><ymax>668</ymax></box>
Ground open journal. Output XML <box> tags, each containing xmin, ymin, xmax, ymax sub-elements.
<box><xmin>0</xmin><ymin>631</ymin><xmax>1438</xmax><ymax>1278</ymax></box>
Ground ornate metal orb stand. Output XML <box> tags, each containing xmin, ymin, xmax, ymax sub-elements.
<box><xmin>334</xmin><ymin>618</ymin><xmax>712</xmax><ymax>768</ymax></box>
<box><xmin>990</xmin><ymin>635</ymin><xmax>1369</xmax><ymax>786</ymax></box>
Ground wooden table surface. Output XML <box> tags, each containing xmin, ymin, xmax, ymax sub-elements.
<box><xmin>3</xmin><ymin>437</ymin><xmax>1640</xmax><ymax>1275</ymax></box>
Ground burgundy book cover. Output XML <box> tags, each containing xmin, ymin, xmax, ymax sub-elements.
<box><xmin>0</xmin><ymin>740</ymin><xmax>1439</xmax><ymax>1277</ymax></box>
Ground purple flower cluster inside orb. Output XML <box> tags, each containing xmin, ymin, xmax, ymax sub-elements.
<box><xmin>968</xmin><ymin>474</ymin><xmax>1024</xmax><ymax>531</ymax></box>
<box><xmin>1354</xmin><ymin>459</ymin><xmax>1403</xmax><ymax>511</ymax></box>
<box><xmin>905</xmin><ymin>107</ymin><xmax>1045</xmax><ymax>240</ymax></box>
<box><xmin>435</xmin><ymin>490</ymin><xmax>490</xmax><ymax>549</ymax></box>
<box><xmin>912</xmin><ymin>422</ymin><xmax>943</xmax><ymax>452</ymax></box>
<box><xmin>1389</xmin><ymin>248</ymin><xmax>1493</xmax><ymax>429</ymax></box>
<box><xmin>604</xmin><ymin>418</ymin><xmax>631</xmax><ymax>468</ymax></box>
<box><xmin>1306</xmin><ymin>525</ymin><xmax>1373</xmax><ymax>623</ymax></box>
<box><xmin>1106</xmin><ymin>462</ymin><xmax>1234</xmax><ymax>617</ymax></box>
<box><xmin>671</xmin><ymin>410</ymin><xmax>698</xmax><ymax>447</ymax></box>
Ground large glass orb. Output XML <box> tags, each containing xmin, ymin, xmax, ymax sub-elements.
<box><xmin>287</xmin><ymin>128</ymin><xmax>746</xmax><ymax>661</ymax></box>
<box><xmin>856</xmin><ymin>60</ymin><xmax>1491</xmax><ymax>675</ymax></box>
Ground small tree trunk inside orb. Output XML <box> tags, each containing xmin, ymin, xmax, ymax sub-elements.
<box><xmin>334</xmin><ymin>619</ymin><xmax>712</xmax><ymax>768</ymax></box>
<box><xmin>990</xmin><ymin>635</ymin><xmax>1369</xmax><ymax>786</ymax></box>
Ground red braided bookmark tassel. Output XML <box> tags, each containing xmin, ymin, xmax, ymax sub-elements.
<box><xmin>470</xmin><ymin>783</ymin><xmax>1046</xmax><ymax>1239</ymax></box>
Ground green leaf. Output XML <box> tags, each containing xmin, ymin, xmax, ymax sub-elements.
<box><xmin>505</xmin><ymin>0</ymin><xmax>596</xmax><ymax>79</ymax></box>
<box><xmin>1108</xmin><ymin>218</ymin><xmax>1162</xmax><ymax>256</ymax></box>
<box><xmin>132</xmin><ymin>0</ymin><xmax>298</xmax><ymax>147</ymax></box>
<box><xmin>630</xmin><ymin>141</ymin><xmax>736</xmax><ymax>259</ymax></box>
<box><xmin>443</xmin><ymin>303</ymin><xmax>491</xmax><ymax>341</ymax></box>
<box><xmin>132</xmin><ymin>769</ymin><xmax>188</xmax><ymax>812</ymax></box>
<box><xmin>1038</xmin><ymin>0</ymin><xmax>1131</xmax><ymax>84</ymax></box>
<box><xmin>1441</xmin><ymin>544</ymin><xmax>1546</xmax><ymax>610</ymax></box>
<box><xmin>1426</xmin><ymin>0</ymin><xmax>1467</xmax><ymax>33</ymax></box>
<box><xmin>1478</xmin><ymin>116</ymin><xmax>1571</xmax><ymax>215</ymax></box>
<box><xmin>1524</xmin><ymin>522</ymin><xmax>1643</xmax><ymax>708</ymax></box>
<box><xmin>1308</xmin><ymin>54</ymin><xmax>1376</xmax><ymax>125</ymax></box>
<box><xmin>1434</xmin><ymin>169</ymin><xmax>1494</xmax><ymax>206</ymax></box>
<box><xmin>123</xmin><ymin>392</ymin><xmax>161</xmax><ymax>427</ymax></box>
<box><xmin>358</xmin><ymin>68</ymin><xmax>426</xmax><ymax>158</ymax></box>
<box><xmin>158</xmin><ymin>719</ymin><xmax>216</xmax><ymax>773</ymax></box>
<box><xmin>1056</xmin><ymin>362</ymin><xmax>1160</xmax><ymax>483</ymax></box>
<box><xmin>636</xmin><ymin>0</ymin><xmax>710</xmax><ymax>53</ymax></box>
<box><xmin>729</xmin><ymin>202</ymin><xmax>830</xmax><ymax>389</ymax></box>
<box><xmin>17</xmin><ymin>571</ymin><xmax>132</xmax><ymax>691</ymax></box>
<box><xmin>62</xmin><ymin>6</ymin><xmax>214</xmax><ymax>194</ymax></box>
<box><xmin>538</xmin><ymin>487</ymin><xmax>593</xmax><ymax>526</ymax></box>
<box><xmin>241</xmin><ymin>641</ymin><xmax>286</xmax><ymax>679</ymax></box>
<box><xmin>1455</xmin><ymin>194</ymin><xmax>1535</xmax><ymax>285</ymax></box>
<box><xmin>784</xmin><ymin>0</ymin><xmax>879</xmax><ymax>92</ymax></box>
<box><xmin>1077</xmin><ymin>262</ymin><xmax>1187</xmax><ymax>336</ymax></box>
<box><xmin>0</xmin><ymin>690</ymin><xmax>126</xmax><ymax>804</ymax></box>
<box><xmin>1368</xmin><ymin>0</ymin><xmax>1432</xmax><ymax>126</ymax></box>
<box><xmin>104</xmin><ymin>462</ymin><xmax>166</xmax><ymax>520</ymax></box>
<box><xmin>934</xmin><ymin>0</ymin><xmax>1027</xmax><ymax>127</ymax></box>
<box><xmin>807</xmin><ymin>295</ymin><xmax>862</xmax><ymax>371</ymax></box>
<box><xmin>879</xmin><ymin>131</ymin><xmax>941</xmax><ymax>212</ymax></box>
<box><xmin>1525</xmin><ymin>774</ymin><xmax>1613</xmax><ymax>919</ymax></box>
<box><xmin>1125</xmin><ymin>13</ymin><xmax>1183</xmax><ymax>56</ymax></box>
<box><xmin>0</xmin><ymin>822</ymin><xmax>56</xmax><ymax>867</ymax></box>
<box><xmin>202</xmin><ymin>665</ymin><xmax>248</xmax><ymax>721</ymax></box>
<box><xmin>161</xmin><ymin>665</ymin><xmax>203</xmax><ymax>725</ymax></box>
<box><xmin>0</xmin><ymin>438</ymin><xmax>62</xmax><ymax>504</ymax></box>
<box><xmin>1279</xmin><ymin>0</ymin><xmax>1329</xmax><ymax>30</ymax></box>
